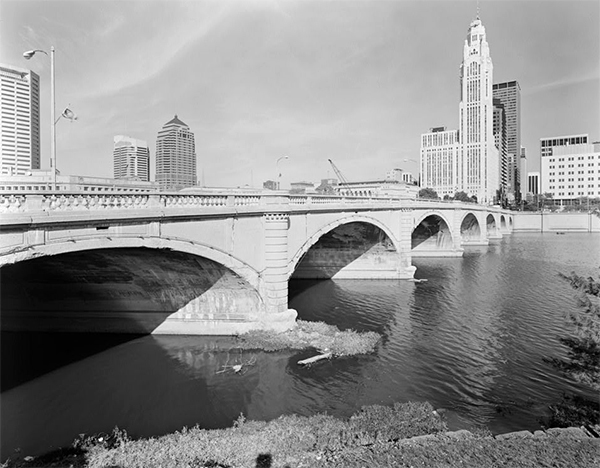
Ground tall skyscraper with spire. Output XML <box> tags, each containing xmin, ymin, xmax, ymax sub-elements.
<box><xmin>420</xmin><ymin>14</ymin><xmax>502</xmax><ymax>204</ymax></box>
<box><xmin>458</xmin><ymin>15</ymin><xmax>499</xmax><ymax>204</ymax></box>
<box><xmin>155</xmin><ymin>115</ymin><xmax>196</xmax><ymax>191</ymax></box>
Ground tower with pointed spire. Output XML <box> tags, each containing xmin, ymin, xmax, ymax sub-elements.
<box><xmin>155</xmin><ymin>115</ymin><xmax>196</xmax><ymax>191</ymax></box>
<box><xmin>458</xmin><ymin>15</ymin><xmax>499</xmax><ymax>204</ymax></box>
<box><xmin>420</xmin><ymin>13</ymin><xmax>502</xmax><ymax>204</ymax></box>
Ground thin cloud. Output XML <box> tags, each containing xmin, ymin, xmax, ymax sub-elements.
<box><xmin>523</xmin><ymin>72</ymin><xmax>600</xmax><ymax>96</ymax></box>
<box><xmin>82</xmin><ymin>3</ymin><xmax>233</xmax><ymax>97</ymax></box>
<box><xmin>95</xmin><ymin>14</ymin><xmax>125</xmax><ymax>38</ymax></box>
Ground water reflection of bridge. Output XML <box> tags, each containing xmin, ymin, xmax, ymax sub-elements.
<box><xmin>0</xmin><ymin>192</ymin><xmax>512</xmax><ymax>334</ymax></box>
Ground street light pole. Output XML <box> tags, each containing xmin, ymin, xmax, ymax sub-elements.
<box><xmin>50</xmin><ymin>46</ymin><xmax>56</xmax><ymax>191</ymax></box>
<box><xmin>276</xmin><ymin>155</ymin><xmax>288</xmax><ymax>190</ymax></box>
<box><xmin>24</xmin><ymin>46</ymin><xmax>57</xmax><ymax>191</ymax></box>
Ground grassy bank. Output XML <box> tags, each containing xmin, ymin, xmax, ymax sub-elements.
<box><xmin>4</xmin><ymin>402</ymin><xmax>599</xmax><ymax>467</ymax></box>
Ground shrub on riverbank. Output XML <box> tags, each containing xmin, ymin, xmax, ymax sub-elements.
<box><xmin>23</xmin><ymin>402</ymin><xmax>445</xmax><ymax>468</ymax></box>
<box><xmin>235</xmin><ymin>319</ymin><xmax>380</xmax><ymax>356</ymax></box>
<box><xmin>547</xmin><ymin>393</ymin><xmax>600</xmax><ymax>428</ymax></box>
<box><xmin>5</xmin><ymin>403</ymin><xmax>600</xmax><ymax>467</ymax></box>
<box><xmin>542</xmin><ymin>271</ymin><xmax>600</xmax><ymax>429</ymax></box>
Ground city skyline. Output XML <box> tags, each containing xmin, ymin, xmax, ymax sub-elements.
<box><xmin>1</xmin><ymin>0</ymin><xmax>598</xmax><ymax>188</ymax></box>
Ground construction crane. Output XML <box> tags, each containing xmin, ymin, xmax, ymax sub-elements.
<box><xmin>327</xmin><ymin>159</ymin><xmax>350</xmax><ymax>188</ymax></box>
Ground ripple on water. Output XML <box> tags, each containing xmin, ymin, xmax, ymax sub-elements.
<box><xmin>1</xmin><ymin>233</ymin><xmax>599</xmax><ymax>459</ymax></box>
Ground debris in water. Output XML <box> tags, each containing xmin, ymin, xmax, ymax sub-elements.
<box><xmin>298</xmin><ymin>350</ymin><xmax>333</xmax><ymax>366</ymax></box>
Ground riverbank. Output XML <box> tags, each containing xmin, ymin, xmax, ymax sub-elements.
<box><xmin>2</xmin><ymin>401</ymin><xmax>599</xmax><ymax>467</ymax></box>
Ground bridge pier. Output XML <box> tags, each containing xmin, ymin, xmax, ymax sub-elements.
<box><xmin>260</xmin><ymin>213</ymin><xmax>298</xmax><ymax>328</ymax></box>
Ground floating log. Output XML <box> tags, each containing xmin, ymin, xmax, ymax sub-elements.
<box><xmin>298</xmin><ymin>352</ymin><xmax>332</xmax><ymax>366</ymax></box>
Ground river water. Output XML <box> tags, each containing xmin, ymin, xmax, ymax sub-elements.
<box><xmin>1</xmin><ymin>232</ymin><xmax>599</xmax><ymax>460</ymax></box>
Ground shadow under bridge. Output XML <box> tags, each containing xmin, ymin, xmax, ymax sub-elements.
<box><xmin>290</xmin><ymin>221</ymin><xmax>410</xmax><ymax>280</ymax></box>
<box><xmin>0</xmin><ymin>247</ymin><xmax>266</xmax><ymax>334</ymax></box>
<box><xmin>412</xmin><ymin>214</ymin><xmax>461</xmax><ymax>257</ymax></box>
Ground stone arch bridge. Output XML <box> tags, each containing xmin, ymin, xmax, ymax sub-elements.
<box><xmin>0</xmin><ymin>192</ymin><xmax>512</xmax><ymax>335</ymax></box>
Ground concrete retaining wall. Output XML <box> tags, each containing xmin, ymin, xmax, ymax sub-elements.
<box><xmin>513</xmin><ymin>212</ymin><xmax>600</xmax><ymax>232</ymax></box>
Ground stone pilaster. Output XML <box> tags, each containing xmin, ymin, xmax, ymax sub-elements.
<box><xmin>263</xmin><ymin>213</ymin><xmax>290</xmax><ymax>314</ymax></box>
<box><xmin>452</xmin><ymin>209</ymin><xmax>464</xmax><ymax>250</ymax></box>
<box><xmin>398</xmin><ymin>209</ymin><xmax>416</xmax><ymax>278</ymax></box>
<box><xmin>479</xmin><ymin>212</ymin><xmax>489</xmax><ymax>242</ymax></box>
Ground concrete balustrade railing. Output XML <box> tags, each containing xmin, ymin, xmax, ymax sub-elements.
<box><xmin>0</xmin><ymin>192</ymin><xmax>408</xmax><ymax>213</ymax></box>
<box><xmin>0</xmin><ymin>192</ymin><xmax>504</xmax><ymax>228</ymax></box>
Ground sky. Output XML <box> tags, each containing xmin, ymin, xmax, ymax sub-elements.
<box><xmin>1</xmin><ymin>0</ymin><xmax>598</xmax><ymax>188</ymax></box>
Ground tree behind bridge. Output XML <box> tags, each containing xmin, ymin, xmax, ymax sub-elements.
<box><xmin>418</xmin><ymin>188</ymin><xmax>439</xmax><ymax>200</ymax></box>
<box><xmin>453</xmin><ymin>191</ymin><xmax>475</xmax><ymax>203</ymax></box>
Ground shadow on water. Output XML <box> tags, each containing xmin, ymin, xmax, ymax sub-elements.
<box><xmin>0</xmin><ymin>332</ymin><xmax>142</xmax><ymax>392</ymax></box>
<box><xmin>2</xmin><ymin>233</ymin><xmax>598</xmax><ymax>460</ymax></box>
<box><xmin>1</xmin><ymin>333</ymin><xmax>266</xmax><ymax>460</ymax></box>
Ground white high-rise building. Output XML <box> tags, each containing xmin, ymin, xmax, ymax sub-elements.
<box><xmin>541</xmin><ymin>141</ymin><xmax>599</xmax><ymax>202</ymax></box>
<box><xmin>419</xmin><ymin>15</ymin><xmax>499</xmax><ymax>204</ymax></box>
<box><xmin>540</xmin><ymin>134</ymin><xmax>588</xmax><ymax>159</ymax></box>
<box><xmin>155</xmin><ymin>115</ymin><xmax>196</xmax><ymax>191</ymax></box>
<box><xmin>420</xmin><ymin>127</ymin><xmax>460</xmax><ymax>198</ymax></box>
<box><xmin>113</xmin><ymin>135</ymin><xmax>150</xmax><ymax>181</ymax></box>
<box><xmin>0</xmin><ymin>63</ymin><xmax>41</xmax><ymax>175</ymax></box>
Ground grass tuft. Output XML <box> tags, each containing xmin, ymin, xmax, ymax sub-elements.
<box><xmin>77</xmin><ymin>402</ymin><xmax>444</xmax><ymax>468</ymax></box>
<box><xmin>236</xmin><ymin>320</ymin><xmax>380</xmax><ymax>356</ymax></box>
<box><xmin>4</xmin><ymin>402</ymin><xmax>600</xmax><ymax>468</ymax></box>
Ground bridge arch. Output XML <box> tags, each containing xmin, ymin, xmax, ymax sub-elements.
<box><xmin>1</xmin><ymin>236</ymin><xmax>261</xmax><ymax>289</ymax></box>
<box><xmin>500</xmin><ymin>214</ymin><xmax>507</xmax><ymax>231</ymax></box>
<box><xmin>0</xmin><ymin>236</ymin><xmax>272</xmax><ymax>334</ymax></box>
<box><xmin>486</xmin><ymin>213</ymin><xmax>499</xmax><ymax>237</ymax></box>
<box><xmin>289</xmin><ymin>215</ymin><xmax>402</xmax><ymax>280</ymax></box>
<box><xmin>412</xmin><ymin>211</ymin><xmax>455</xmax><ymax>253</ymax></box>
<box><xmin>460</xmin><ymin>212</ymin><xmax>482</xmax><ymax>241</ymax></box>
